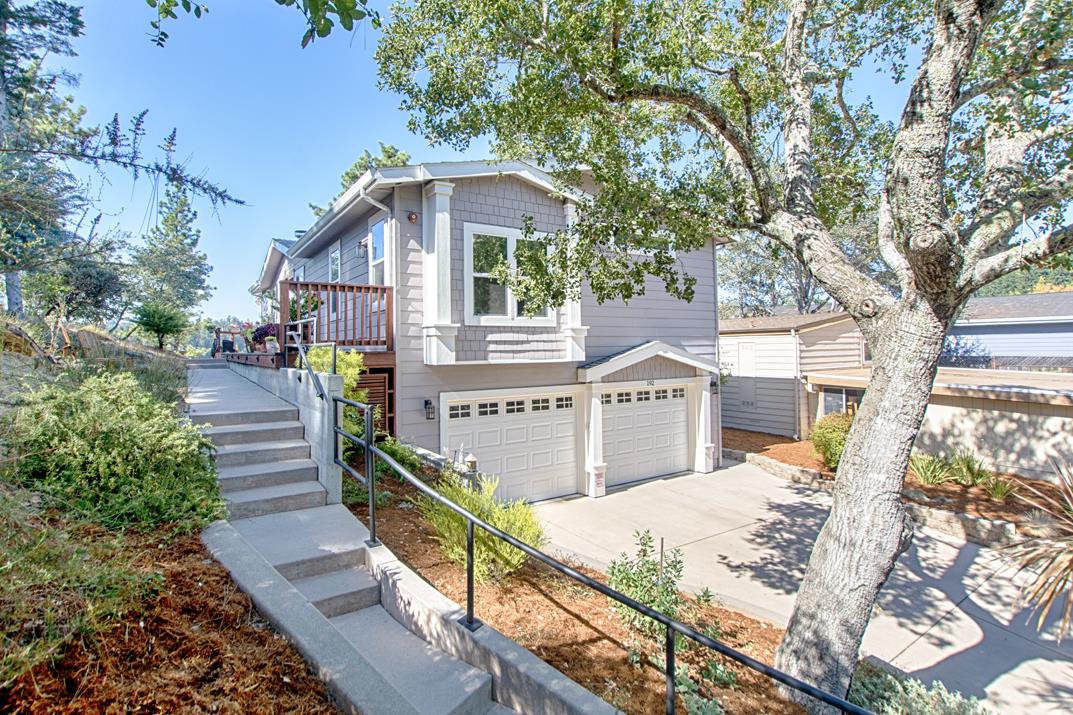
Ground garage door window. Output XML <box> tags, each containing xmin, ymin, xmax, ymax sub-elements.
<box><xmin>654</xmin><ymin>388</ymin><xmax>668</xmax><ymax>400</ymax></box>
<box><xmin>556</xmin><ymin>396</ymin><xmax>574</xmax><ymax>409</ymax></box>
<box><xmin>449</xmin><ymin>403</ymin><xmax>472</xmax><ymax>419</ymax></box>
<box><xmin>600</xmin><ymin>392</ymin><xmax>612</xmax><ymax>405</ymax></box>
<box><xmin>616</xmin><ymin>391</ymin><xmax>632</xmax><ymax>404</ymax></box>
<box><xmin>672</xmin><ymin>387</ymin><xmax>686</xmax><ymax>399</ymax></box>
<box><xmin>531</xmin><ymin>398</ymin><xmax>549</xmax><ymax>411</ymax></box>
<box><xmin>478</xmin><ymin>401</ymin><xmax>499</xmax><ymax>416</ymax></box>
<box><xmin>505</xmin><ymin>399</ymin><xmax>525</xmax><ymax>414</ymax></box>
<box><xmin>636</xmin><ymin>390</ymin><xmax>652</xmax><ymax>402</ymax></box>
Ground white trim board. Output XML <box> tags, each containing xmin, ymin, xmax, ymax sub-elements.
<box><xmin>578</xmin><ymin>341</ymin><xmax>720</xmax><ymax>382</ymax></box>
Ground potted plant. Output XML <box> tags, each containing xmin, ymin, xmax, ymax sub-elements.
<box><xmin>250</xmin><ymin>323</ymin><xmax>278</xmax><ymax>353</ymax></box>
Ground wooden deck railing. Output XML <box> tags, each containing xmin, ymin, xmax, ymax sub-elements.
<box><xmin>278</xmin><ymin>280</ymin><xmax>393</xmax><ymax>350</ymax></box>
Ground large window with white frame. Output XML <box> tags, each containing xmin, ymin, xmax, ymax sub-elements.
<box><xmin>463</xmin><ymin>222</ymin><xmax>555</xmax><ymax>327</ymax></box>
<box><xmin>368</xmin><ymin>217</ymin><xmax>386</xmax><ymax>285</ymax></box>
<box><xmin>328</xmin><ymin>242</ymin><xmax>341</xmax><ymax>313</ymax></box>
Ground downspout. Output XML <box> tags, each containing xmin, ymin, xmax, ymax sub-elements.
<box><xmin>791</xmin><ymin>328</ymin><xmax>801</xmax><ymax>440</ymax></box>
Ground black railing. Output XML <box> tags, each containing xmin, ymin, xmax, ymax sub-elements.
<box><xmin>330</xmin><ymin>395</ymin><xmax>871</xmax><ymax>715</ymax></box>
<box><xmin>284</xmin><ymin>326</ymin><xmax>328</xmax><ymax>401</ymax></box>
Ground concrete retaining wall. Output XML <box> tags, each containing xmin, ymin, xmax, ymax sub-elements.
<box><xmin>228</xmin><ymin>363</ymin><xmax>344</xmax><ymax>505</ymax></box>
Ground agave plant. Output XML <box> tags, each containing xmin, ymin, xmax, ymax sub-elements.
<box><xmin>909</xmin><ymin>453</ymin><xmax>953</xmax><ymax>486</ymax></box>
<box><xmin>1008</xmin><ymin>462</ymin><xmax>1073</xmax><ymax>642</ymax></box>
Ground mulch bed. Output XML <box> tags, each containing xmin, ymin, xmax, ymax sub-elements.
<box><xmin>353</xmin><ymin>478</ymin><xmax>803</xmax><ymax>715</ymax></box>
<box><xmin>722</xmin><ymin>428</ymin><xmax>1064</xmax><ymax>527</ymax></box>
<box><xmin>1</xmin><ymin>533</ymin><xmax>335</xmax><ymax>715</ymax></box>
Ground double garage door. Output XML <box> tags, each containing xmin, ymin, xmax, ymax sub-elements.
<box><xmin>444</xmin><ymin>384</ymin><xmax>691</xmax><ymax>502</ymax></box>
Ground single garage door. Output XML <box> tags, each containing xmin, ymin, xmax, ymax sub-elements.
<box><xmin>444</xmin><ymin>392</ymin><xmax>578</xmax><ymax>502</ymax></box>
<box><xmin>602</xmin><ymin>385</ymin><xmax>689</xmax><ymax>488</ymax></box>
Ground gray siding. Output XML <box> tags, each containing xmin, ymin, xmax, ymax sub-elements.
<box><xmin>604</xmin><ymin>355</ymin><xmax>698</xmax><ymax>383</ymax></box>
<box><xmin>450</xmin><ymin>176</ymin><xmax>568</xmax><ymax>361</ymax></box>
<box><xmin>947</xmin><ymin>322</ymin><xmax>1073</xmax><ymax>358</ymax></box>
<box><xmin>581</xmin><ymin>244</ymin><xmax>719</xmax><ymax>364</ymax></box>
<box><xmin>798</xmin><ymin>318</ymin><xmax>863</xmax><ymax>373</ymax></box>
<box><xmin>718</xmin><ymin>333</ymin><xmax>798</xmax><ymax>437</ymax></box>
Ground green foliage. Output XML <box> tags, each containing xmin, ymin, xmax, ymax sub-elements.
<box><xmin>132</xmin><ymin>181</ymin><xmax>213</xmax><ymax>311</ymax></box>
<box><xmin>377</xmin><ymin>437</ymin><xmax>425</xmax><ymax>476</ymax></box>
<box><xmin>0</xmin><ymin>484</ymin><xmax>159</xmax><ymax>688</ymax></box>
<box><xmin>132</xmin><ymin>302</ymin><xmax>188</xmax><ymax>349</ymax></box>
<box><xmin>419</xmin><ymin>473</ymin><xmax>545</xmax><ymax>584</ymax></box>
<box><xmin>810</xmin><ymin>412</ymin><xmax>854</xmax><ymax>469</ymax></box>
<box><xmin>676</xmin><ymin>669</ymin><xmax>726</xmax><ymax>715</ymax></box>
<box><xmin>849</xmin><ymin>662</ymin><xmax>990</xmax><ymax>714</ymax></box>
<box><xmin>341</xmin><ymin>477</ymin><xmax>392</xmax><ymax>508</ymax></box>
<box><xmin>984</xmin><ymin>475</ymin><xmax>1017</xmax><ymax>501</ymax></box>
<box><xmin>950</xmin><ymin>450</ymin><xmax>993</xmax><ymax>487</ymax></box>
<box><xmin>310</xmin><ymin>142</ymin><xmax>410</xmax><ymax>217</ymax></box>
<box><xmin>607</xmin><ymin>530</ymin><xmax>689</xmax><ymax>638</ymax></box>
<box><xmin>2</xmin><ymin>371</ymin><xmax>222</xmax><ymax>531</ymax></box>
<box><xmin>910</xmin><ymin>453</ymin><xmax>954</xmax><ymax>487</ymax></box>
<box><xmin>702</xmin><ymin>659</ymin><xmax>738</xmax><ymax>689</ymax></box>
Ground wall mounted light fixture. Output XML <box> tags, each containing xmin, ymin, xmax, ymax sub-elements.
<box><xmin>424</xmin><ymin>399</ymin><xmax>436</xmax><ymax>420</ymax></box>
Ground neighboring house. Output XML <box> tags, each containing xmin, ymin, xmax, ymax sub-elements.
<box><xmin>249</xmin><ymin>238</ymin><xmax>297</xmax><ymax>321</ymax></box>
<box><xmin>945</xmin><ymin>292</ymin><xmax>1073</xmax><ymax>371</ymax></box>
<box><xmin>719</xmin><ymin>312</ymin><xmax>864</xmax><ymax>439</ymax></box>
<box><xmin>249</xmin><ymin>160</ymin><xmax>723</xmax><ymax>501</ymax></box>
<box><xmin>719</xmin><ymin>310</ymin><xmax>1073</xmax><ymax>480</ymax></box>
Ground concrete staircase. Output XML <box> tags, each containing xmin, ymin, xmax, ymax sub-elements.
<box><xmin>187</xmin><ymin>357</ymin><xmax>230</xmax><ymax>370</ymax></box>
<box><xmin>191</xmin><ymin>376</ymin><xmax>512</xmax><ymax>715</ymax></box>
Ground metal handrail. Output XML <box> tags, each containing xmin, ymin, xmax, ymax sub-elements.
<box><xmin>331</xmin><ymin>395</ymin><xmax>872</xmax><ymax>715</ymax></box>
<box><xmin>285</xmin><ymin>328</ymin><xmax>327</xmax><ymax>401</ymax></box>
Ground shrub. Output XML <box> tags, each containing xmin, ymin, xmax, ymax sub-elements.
<box><xmin>910</xmin><ymin>453</ymin><xmax>954</xmax><ymax>486</ymax></box>
<box><xmin>132</xmin><ymin>302</ymin><xmax>188</xmax><ymax>350</ymax></box>
<box><xmin>341</xmin><ymin>476</ymin><xmax>392</xmax><ymax>508</ymax></box>
<box><xmin>419</xmin><ymin>472</ymin><xmax>545</xmax><ymax>583</ymax></box>
<box><xmin>984</xmin><ymin>475</ymin><xmax>1017</xmax><ymax>501</ymax></box>
<box><xmin>2</xmin><ymin>372</ymin><xmax>223</xmax><ymax>531</ymax></box>
<box><xmin>377</xmin><ymin>437</ymin><xmax>425</xmax><ymax>477</ymax></box>
<box><xmin>608</xmin><ymin>530</ymin><xmax>689</xmax><ymax>638</ymax></box>
<box><xmin>950</xmin><ymin>449</ymin><xmax>992</xmax><ymax>487</ymax></box>
<box><xmin>849</xmin><ymin>661</ymin><xmax>990</xmax><ymax>714</ymax></box>
<box><xmin>810</xmin><ymin>412</ymin><xmax>854</xmax><ymax>469</ymax></box>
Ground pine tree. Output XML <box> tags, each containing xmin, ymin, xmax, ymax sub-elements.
<box><xmin>133</xmin><ymin>182</ymin><xmax>213</xmax><ymax>311</ymax></box>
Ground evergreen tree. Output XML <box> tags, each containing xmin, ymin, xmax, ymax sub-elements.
<box><xmin>310</xmin><ymin>142</ymin><xmax>410</xmax><ymax>217</ymax></box>
<box><xmin>132</xmin><ymin>181</ymin><xmax>213</xmax><ymax>311</ymax></box>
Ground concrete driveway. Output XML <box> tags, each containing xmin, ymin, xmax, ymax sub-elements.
<box><xmin>534</xmin><ymin>460</ymin><xmax>1073</xmax><ymax>714</ymax></box>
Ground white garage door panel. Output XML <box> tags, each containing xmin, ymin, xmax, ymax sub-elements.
<box><xmin>444</xmin><ymin>393</ymin><xmax>578</xmax><ymax>502</ymax></box>
<box><xmin>602</xmin><ymin>387</ymin><xmax>689</xmax><ymax>488</ymax></box>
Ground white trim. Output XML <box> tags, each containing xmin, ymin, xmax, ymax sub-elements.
<box><xmin>422</xmin><ymin>181</ymin><xmax>458</xmax><ymax>365</ymax></box>
<box><xmin>955</xmin><ymin>315</ymin><xmax>1073</xmax><ymax>326</ymax></box>
<box><xmin>463</xmin><ymin>222</ymin><xmax>557</xmax><ymax>328</ymax></box>
<box><xmin>577</xmin><ymin>341</ymin><xmax>720</xmax><ymax>382</ymax></box>
<box><xmin>448</xmin><ymin>357</ymin><xmax>577</xmax><ymax>366</ymax></box>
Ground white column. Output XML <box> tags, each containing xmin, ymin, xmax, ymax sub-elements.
<box><xmin>561</xmin><ymin>201</ymin><xmax>588</xmax><ymax>360</ymax></box>
<box><xmin>690</xmin><ymin>375</ymin><xmax>716</xmax><ymax>473</ymax></box>
<box><xmin>585</xmin><ymin>384</ymin><xmax>607</xmax><ymax>496</ymax></box>
<box><xmin>422</xmin><ymin>181</ymin><xmax>458</xmax><ymax>364</ymax></box>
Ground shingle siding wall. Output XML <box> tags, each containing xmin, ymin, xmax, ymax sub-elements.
<box><xmin>604</xmin><ymin>356</ymin><xmax>698</xmax><ymax>382</ymax></box>
<box><xmin>450</xmin><ymin>176</ymin><xmax>568</xmax><ymax>361</ymax></box>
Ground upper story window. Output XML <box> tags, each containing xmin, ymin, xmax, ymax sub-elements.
<box><xmin>368</xmin><ymin>218</ymin><xmax>386</xmax><ymax>284</ymax></box>
<box><xmin>463</xmin><ymin>222</ymin><xmax>555</xmax><ymax>327</ymax></box>
<box><xmin>328</xmin><ymin>242</ymin><xmax>341</xmax><ymax>313</ymax></box>
<box><xmin>292</xmin><ymin>264</ymin><xmax>305</xmax><ymax>282</ymax></box>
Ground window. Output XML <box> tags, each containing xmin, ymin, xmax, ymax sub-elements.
<box><xmin>531</xmin><ymin>397</ymin><xmax>550</xmax><ymax>411</ymax></box>
<box><xmin>292</xmin><ymin>264</ymin><xmax>305</xmax><ymax>282</ymax></box>
<box><xmin>671</xmin><ymin>387</ymin><xmax>686</xmax><ymax>399</ymax></box>
<box><xmin>328</xmin><ymin>243</ymin><xmax>341</xmax><ymax>313</ymax></box>
<box><xmin>600</xmin><ymin>392</ymin><xmax>612</xmax><ymax>405</ymax></box>
<box><xmin>654</xmin><ymin>388</ymin><xmax>669</xmax><ymax>400</ymax></box>
<box><xmin>822</xmin><ymin>388</ymin><xmax>865</xmax><ymax>417</ymax></box>
<box><xmin>636</xmin><ymin>390</ymin><xmax>652</xmax><ymax>402</ymax></box>
<box><xmin>463</xmin><ymin>223</ymin><xmax>555</xmax><ymax>326</ymax></box>
<box><xmin>556</xmin><ymin>396</ymin><xmax>573</xmax><ymax>409</ymax></box>
<box><xmin>368</xmin><ymin>218</ymin><xmax>386</xmax><ymax>285</ymax></box>
<box><xmin>478</xmin><ymin>401</ymin><xmax>499</xmax><ymax>417</ymax></box>
<box><xmin>448</xmin><ymin>404</ymin><xmax>471</xmax><ymax>419</ymax></box>
<box><xmin>616</xmin><ymin>391</ymin><xmax>632</xmax><ymax>404</ymax></box>
<box><xmin>506</xmin><ymin>399</ymin><xmax>526</xmax><ymax>414</ymax></box>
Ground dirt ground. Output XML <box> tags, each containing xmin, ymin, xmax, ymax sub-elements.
<box><xmin>353</xmin><ymin>479</ymin><xmax>804</xmax><ymax>715</ymax></box>
<box><xmin>1</xmin><ymin>533</ymin><xmax>335</xmax><ymax>715</ymax></box>
<box><xmin>722</xmin><ymin>427</ymin><xmax>1065</xmax><ymax>527</ymax></box>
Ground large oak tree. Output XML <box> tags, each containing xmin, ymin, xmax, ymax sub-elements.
<box><xmin>376</xmin><ymin>0</ymin><xmax>1073</xmax><ymax>708</ymax></box>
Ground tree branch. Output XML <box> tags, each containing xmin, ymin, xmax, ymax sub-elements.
<box><xmin>966</xmin><ymin>223</ymin><xmax>1073</xmax><ymax>290</ymax></box>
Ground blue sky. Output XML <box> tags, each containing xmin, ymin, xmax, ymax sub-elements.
<box><xmin>63</xmin><ymin>1</ymin><xmax>485</xmax><ymax>320</ymax></box>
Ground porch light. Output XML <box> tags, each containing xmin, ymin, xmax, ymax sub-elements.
<box><xmin>464</xmin><ymin>453</ymin><xmax>478</xmax><ymax>473</ymax></box>
<box><xmin>424</xmin><ymin>399</ymin><xmax>435</xmax><ymax>420</ymax></box>
<box><xmin>358</xmin><ymin>238</ymin><xmax>368</xmax><ymax>259</ymax></box>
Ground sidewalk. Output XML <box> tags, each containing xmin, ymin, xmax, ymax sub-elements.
<box><xmin>534</xmin><ymin>462</ymin><xmax>1073</xmax><ymax>714</ymax></box>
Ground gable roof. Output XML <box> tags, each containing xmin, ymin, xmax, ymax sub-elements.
<box><xmin>719</xmin><ymin>311</ymin><xmax>854</xmax><ymax>335</ymax></box>
<box><xmin>577</xmin><ymin>341</ymin><xmax>719</xmax><ymax>382</ymax></box>
<box><xmin>957</xmin><ymin>292</ymin><xmax>1073</xmax><ymax>325</ymax></box>
<box><xmin>250</xmin><ymin>238</ymin><xmax>294</xmax><ymax>295</ymax></box>
<box><xmin>289</xmin><ymin>160</ymin><xmax>587</xmax><ymax>259</ymax></box>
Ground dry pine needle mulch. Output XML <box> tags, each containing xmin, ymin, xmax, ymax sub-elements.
<box><xmin>1</xmin><ymin>534</ymin><xmax>335</xmax><ymax>715</ymax></box>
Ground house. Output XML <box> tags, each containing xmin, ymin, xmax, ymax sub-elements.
<box><xmin>249</xmin><ymin>238</ymin><xmax>296</xmax><ymax>321</ymax></box>
<box><xmin>945</xmin><ymin>292</ymin><xmax>1073</xmax><ymax>371</ymax></box>
<box><xmin>718</xmin><ymin>311</ymin><xmax>863</xmax><ymax>439</ymax></box>
<box><xmin>248</xmin><ymin>160</ymin><xmax>723</xmax><ymax>501</ymax></box>
<box><xmin>719</xmin><ymin>311</ymin><xmax>1073</xmax><ymax>480</ymax></box>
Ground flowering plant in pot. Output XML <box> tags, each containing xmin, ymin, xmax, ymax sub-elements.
<box><xmin>250</xmin><ymin>323</ymin><xmax>278</xmax><ymax>353</ymax></box>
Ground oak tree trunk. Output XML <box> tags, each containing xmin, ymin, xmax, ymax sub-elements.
<box><xmin>773</xmin><ymin>299</ymin><xmax>950</xmax><ymax>711</ymax></box>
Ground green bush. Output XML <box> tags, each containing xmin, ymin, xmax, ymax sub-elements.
<box><xmin>419</xmin><ymin>473</ymin><xmax>545</xmax><ymax>583</ymax></box>
<box><xmin>341</xmin><ymin>476</ymin><xmax>392</xmax><ymax>508</ymax></box>
<box><xmin>608</xmin><ymin>530</ymin><xmax>690</xmax><ymax>638</ymax></box>
<box><xmin>810</xmin><ymin>412</ymin><xmax>854</xmax><ymax>469</ymax></box>
<box><xmin>910</xmin><ymin>453</ymin><xmax>954</xmax><ymax>486</ymax></box>
<box><xmin>132</xmin><ymin>302</ymin><xmax>188</xmax><ymax>350</ymax></box>
<box><xmin>950</xmin><ymin>450</ymin><xmax>993</xmax><ymax>487</ymax></box>
<box><xmin>849</xmin><ymin>661</ymin><xmax>990</xmax><ymax>714</ymax></box>
<box><xmin>2</xmin><ymin>371</ymin><xmax>223</xmax><ymax>531</ymax></box>
<box><xmin>377</xmin><ymin>437</ymin><xmax>425</xmax><ymax>477</ymax></box>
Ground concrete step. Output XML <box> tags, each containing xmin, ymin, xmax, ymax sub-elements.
<box><xmin>218</xmin><ymin>459</ymin><xmax>319</xmax><ymax>493</ymax></box>
<box><xmin>190</xmin><ymin>406</ymin><xmax>299</xmax><ymax>428</ymax></box>
<box><xmin>214</xmin><ymin>439</ymin><xmax>310</xmax><ymax>468</ymax></box>
<box><xmin>187</xmin><ymin>361</ymin><xmax>229</xmax><ymax>369</ymax></box>
<box><xmin>331</xmin><ymin>606</ymin><xmax>493</xmax><ymax>715</ymax></box>
<box><xmin>204</xmin><ymin>420</ymin><xmax>305</xmax><ymax>447</ymax></box>
<box><xmin>231</xmin><ymin>504</ymin><xmax>370</xmax><ymax>580</ymax></box>
<box><xmin>291</xmin><ymin>567</ymin><xmax>381</xmax><ymax>618</ymax></box>
<box><xmin>226</xmin><ymin>481</ymin><xmax>326</xmax><ymax>520</ymax></box>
